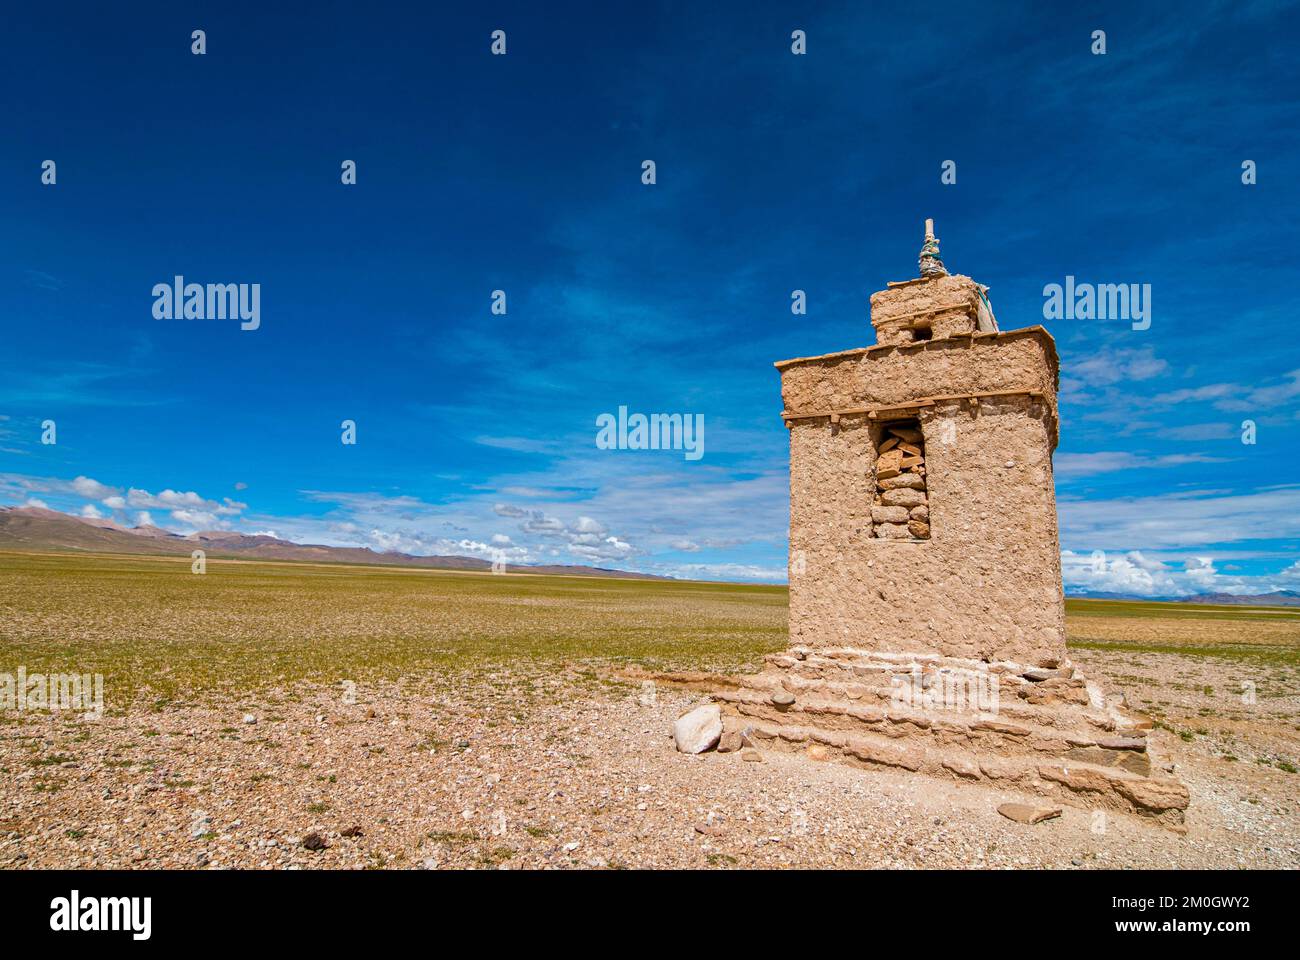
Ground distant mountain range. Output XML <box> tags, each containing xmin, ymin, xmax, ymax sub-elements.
<box><xmin>0</xmin><ymin>506</ymin><xmax>669</xmax><ymax>580</ymax></box>
<box><xmin>5</xmin><ymin>506</ymin><xmax>1296</xmax><ymax>601</ymax></box>
<box><xmin>1067</xmin><ymin>589</ymin><xmax>1300</xmax><ymax>607</ymax></box>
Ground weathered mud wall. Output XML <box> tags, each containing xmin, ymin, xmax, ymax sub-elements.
<box><xmin>783</xmin><ymin>335</ymin><xmax>1065</xmax><ymax>667</ymax></box>
<box><xmin>869</xmin><ymin>274</ymin><xmax>988</xmax><ymax>345</ymax></box>
<box><xmin>778</xmin><ymin>328</ymin><xmax>1059</xmax><ymax>437</ymax></box>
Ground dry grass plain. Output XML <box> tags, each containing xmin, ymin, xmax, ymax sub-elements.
<box><xmin>0</xmin><ymin>551</ymin><xmax>788</xmax><ymax>702</ymax></box>
<box><xmin>1</xmin><ymin>551</ymin><xmax>1297</xmax><ymax>869</ymax></box>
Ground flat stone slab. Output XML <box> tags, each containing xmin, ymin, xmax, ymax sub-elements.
<box><xmin>1023</xmin><ymin>667</ymin><xmax>1072</xmax><ymax>682</ymax></box>
<box><xmin>715</xmin><ymin>649</ymin><xmax>1190</xmax><ymax>829</ymax></box>
<box><xmin>997</xmin><ymin>802</ymin><xmax>1062</xmax><ymax>824</ymax></box>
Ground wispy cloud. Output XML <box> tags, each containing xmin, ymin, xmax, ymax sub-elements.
<box><xmin>1153</xmin><ymin>369</ymin><xmax>1300</xmax><ymax>413</ymax></box>
<box><xmin>0</xmin><ymin>362</ymin><xmax>170</xmax><ymax>408</ymax></box>
<box><xmin>1059</xmin><ymin>485</ymin><xmax>1300</xmax><ymax>550</ymax></box>
<box><xmin>1064</xmin><ymin>346</ymin><xmax>1168</xmax><ymax>392</ymax></box>
<box><xmin>1054</xmin><ymin>451</ymin><xmax>1230</xmax><ymax>478</ymax></box>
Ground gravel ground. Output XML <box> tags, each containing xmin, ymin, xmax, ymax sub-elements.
<box><xmin>2</xmin><ymin>665</ymin><xmax>1296</xmax><ymax>870</ymax></box>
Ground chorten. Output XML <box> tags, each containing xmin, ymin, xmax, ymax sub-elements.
<box><xmin>713</xmin><ymin>221</ymin><xmax>1190</xmax><ymax>828</ymax></box>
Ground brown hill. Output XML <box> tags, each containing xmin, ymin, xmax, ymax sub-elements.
<box><xmin>0</xmin><ymin>506</ymin><xmax>668</xmax><ymax>580</ymax></box>
<box><xmin>1172</xmin><ymin>591</ymin><xmax>1300</xmax><ymax>607</ymax></box>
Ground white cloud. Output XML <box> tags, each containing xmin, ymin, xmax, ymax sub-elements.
<box><xmin>23</xmin><ymin>498</ymin><xmax>49</xmax><ymax>509</ymax></box>
<box><xmin>8</xmin><ymin>449</ymin><xmax>782</xmax><ymax>582</ymax></box>
<box><xmin>1062</xmin><ymin>550</ymin><xmax>1179</xmax><ymax>596</ymax></box>
<box><xmin>573</xmin><ymin>516</ymin><xmax>605</xmax><ymax>534</ymax></box>
<box><xmin>127</xmin><ymin>488</ymin><xmax>201</xmax><ymax>509</ymax></box>
<box><xmin>1</xmin><ymin>472</ymin><xmax>120</xmax><ymax>503</ymax></box>
<box><xmin>364</xmin><ymin>527</ymin><xmax>531</xmax><ymax>562</ymax></box>
<box><xmin>125</xmin><ymin>488</ymin><xmax>245</xmax><ymax>519</ymax></box>
<box><xmin>496</xmin><ymin>505</ymin><xmax>640</xmax><ymax>561</ymax></box>
<box><xmin>1055</xmin><ymin>452</ymin><xmax>1135</xmax><ymax>476</ymax></box>
<box><xmin>1066</xmin><ymin>346</ymin><xmax>1167</xmax><ymax>389</ymax></box>
<box><xmin>521</xmin><ymin>513</ymin><xmax>566</xmax><ymax>535</ymax></box>
<box><xmin>1153</xmin><ymin>368</ymin><xmax>1300</xmax><ymax>413</ymax></box>
<box><xmin>1183</xmin><ymin>556</ymin><xmax>1219</xmax><ymax>591</ymax></box>
<box><xmin>655</xmin><ymin>561</ymin><xmax>786</xmax><ymax>582</ymax></box>
<box><xmin>169</xmin><ymin>509</ymin><xmax>222</xmax><ymax>530</ymax></box>
<box><xmin>368</xmin><ymin>529</ymin><xmax>408</xmax><ymax>552</ymax></box>
<box><xmin>71</xmin><ymin>476</ymin><xmax>117</xmax><ymax>499</ymax></box>
<box><xmin>301</xmin><ymin>491</ymin><xmax>430</xmax><ymax>513</ymax></box>
<box><xmin>474</xmin><ymin>435</ymin><xmax>561</xmax><ymax>454</ymax></box>
<box><xmin>1059</xmin><ymin>485</ymin><xmax>1300</xmax><ymax>550</ymax></box>
<box><xmin>1063</xmin><ymin>549</ymin><xmax>1297</xmax><ymax>597</ymax></box>
<box><xmin>569</xmin><ymin>535</ymin><xmax>634</xmax><ymax>562</ymax></box>
<box><xmin>272</xmin><ymin>424</ymin><xmax>786</xmax><ymax>580</ymax></box>
<box><xmin>80</xmin><ymin>504</ymin><xmax>103</xmax><ymax>519</ymax></box>
<box><xmin>1055</xmin><ymin>451</ymin><xmax>1229</xmax><ymax>478</ymax></box>
<box><xmin>1163</xmin><ymin>422</ymin><xmax>1236</xmax><ymax>441</ymax></box>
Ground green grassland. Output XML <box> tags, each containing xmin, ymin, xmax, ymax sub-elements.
<box><xmin>1065</xmin><ymin>598</ymin><xmax>1300</xmax><ymax>669</ymax></box>
<box><xmin>1067</xmin><ymin>597</ymin><xmax>1300</xmax><ymax>623</ymax></box>
<box><xmin>0</xmin><ymin>551</ymin><xmax>788</xmax><ymax>701</ymax></box>
<box><xmin>1</xmin><ymin>551</ymin><xmax>1297</xmax><ymax>703</ymax></box>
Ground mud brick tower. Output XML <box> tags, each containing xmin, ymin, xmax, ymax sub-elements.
<box><xmin>714</xmin><ymin>222</ymin><xmax>1190</xmax><ymax>828</ymax></box>
<box><xmin>780</xmin><ymin>219</ymin><xmax>1064</xmax><ymax>667</ymax></box>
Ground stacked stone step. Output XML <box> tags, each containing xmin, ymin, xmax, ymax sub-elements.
<box><xmin>713</xmin><ymin>647</ymin><xmax>1190</xmax><ymax>829</ymax></box>
<box><xmin>871</xmin><ymin>425</ymin><xmax>929</xmax><ymax>539</ymax></box>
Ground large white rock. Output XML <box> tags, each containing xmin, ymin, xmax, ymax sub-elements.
<box><xmin>673</xmin><ymin>704</ymin><xmax>722</xmax><ymax>754</ymax></box>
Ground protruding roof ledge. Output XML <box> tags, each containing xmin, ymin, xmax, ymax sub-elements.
<box><xmin>773</xmin><ymin>325</ymin><xmax>1061</xmax><ymax>390</ymax></box>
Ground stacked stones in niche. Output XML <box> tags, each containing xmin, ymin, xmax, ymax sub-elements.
<box><xmin>871</xmin><ymin>423</ymin><xmax>929</xmax><ymax>540</ymax></box>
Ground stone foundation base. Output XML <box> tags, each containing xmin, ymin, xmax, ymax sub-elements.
<box><xmin>713</xmin><ymin>646</ymin><xmax>1190</xmax><ymax>830</ymax></box>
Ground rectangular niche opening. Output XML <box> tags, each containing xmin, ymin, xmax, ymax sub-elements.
<box><xmin>912</xmin><ymin>323</ymin><xmax>933</xmax><ymax>341</ymax></box>
<box><xmin>871</xmin><ymin>418</ymin><xmax>930</xmax><ymax>540</ymax></box>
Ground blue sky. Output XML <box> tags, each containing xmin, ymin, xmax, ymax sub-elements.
<box><xmin>2</xmin><ymin>1</ymin><xmax>1299</xmax><ymax>594</ymax></box>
